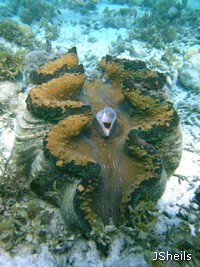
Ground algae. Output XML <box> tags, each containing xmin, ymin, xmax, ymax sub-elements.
<box><xmin>68</xmin><ymin>0</ymin><xmax>99</xmax><ymax>11</ymax></box>
<box><xmin>0</xmin><ymin>19</ymin><xmax>34</xmax><ymax>48</ymax></box>
<box><xmin>109</xmin><ymin>0</ymin><xmax>143</xmax><ymax>5</ymax></box>
<box><xmin>0</xmin><ymin>47</ymin><xmax>24</xmax><ymax>81</ymax></box>
<box><xmin>10</xmin><ymin>0</ymin><xmax>57</xmax><ymax>25</ymax></box>
<box><xmin>161</xmin><ymin>47</ymin><xmax>178</xmax><ymax>65</ymax></box>
<box><xmin>128</xmin><ymin>0</ymin><xmax>189</xmax><ymax>48</ymax></box>
<box><xmin>0</xmin><ymin>199</ymin><xmax>71</xmax><ymax>253</ymax></box>
<box><xmin>103</xmin><ymin>7</ymin><xmax>137</xmax><ymax>29</ymax></box>
<box><xmin>0</xmin><ymin>157</ymin><xmax>199</xmax><ymax>262</ymax></box>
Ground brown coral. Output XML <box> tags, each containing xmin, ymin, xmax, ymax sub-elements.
<box><xmin>100</xmin><ymin>56</ymin><xmax>182</xmax><ymax>178</ymax></box>
<box><xmin>24</xmin><ymin>50</ymin><xmax>182</xmax><ymax>232</ymax></box>
<box><xmin>44</xmin><ymin>113</ymin><xmax>101</xmax><ymax>231</ymax></box>
<box><xmin>44</xmin><ymin>114</ymin><xmax>95</xmax><ymax>168</ymax></box>
<box><xmin>26</xmin><ymin>70</ymin><xmax>90</xmax><ymax>121</ymax></box>
<box><xmin>121</xmin><ymin>136</ymin><xmax>165</xmax><ymax>219</ymax></box>
<box><xmin>101</xmin><ymin>55</ymin><xmax>166</xmax><ymax>90</ymax></box>
<box><xmin>29</xmin><ymin>47</ymin><xmax>79</xmax><ymax>84</ymax></box>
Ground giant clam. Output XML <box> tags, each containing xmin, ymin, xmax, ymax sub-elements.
<box><xmin>13</xmin><ymin>48</ymin><xmax>182</xmax><ymax>232</ymax></box>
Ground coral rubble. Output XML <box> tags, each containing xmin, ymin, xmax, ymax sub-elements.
<box><xmin>13</xmin><ymin>48</ymin><xmax>182</xmax><ymax>234</ymax></box>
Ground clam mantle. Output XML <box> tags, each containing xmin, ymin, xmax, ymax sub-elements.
<box><xmin>13</xmin><ymin>48</ymin><xmax>182</xmax><ymax>232</ymax></box>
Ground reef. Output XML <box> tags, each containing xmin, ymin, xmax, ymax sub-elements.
<box><xmin>0</xmin><ymin>19</ymin><xmax>34</xmax><ymax>48</ymax></box>
<box><xmin>0</xmin><ymin>1</ymin><xmax>59</xmax><ymax>44</ymax></box>
<box><xmin>179</xmin><ymin>52</ymin><xmax>200</xmax><ymax>93</ymax></box>
<box><xmin>0</xmin><ymin>47</ymin><xmax>24</xmax><ymax>81</ymax></box>
<box><xmin>108</xmin><ymin>0</ymin><xmax>142</xmax><ymax>5</ymax></box>
<box><xmin>128</xmin><ymin>0</ymin><xmax>189</xmax><ymax>48</ymax></box>
<box><xmin>68</xmin><ymin>0</ymin><xmax>99</xmax><ymax>11</ymax></box>
<box><xmin>102</xmin><ymin>7</ymin><xmax>137</xmax><ymax>29</ymax></box>
<box><xmin>13</xmin><ymin>48</ymin><xmax>182</xmax><ymax>234</ymax></box>
<box><xmin>7</xmin><ymin>0</ymin><xmax>56</xmax><ymax>25</ymax></box>
<box><xmin>29</xmin><ymin>47</ymin><xmax>79</xmax><ymax>84</ymax></box>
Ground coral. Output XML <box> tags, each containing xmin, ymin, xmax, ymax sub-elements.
<box><xmin>0</xmin><ymin>0</ymin><xmax>59</xmax><ymax>45</ymax></box>
<box><xmin>44</xmin><ymin>114</ymin><xmax>96</xmax><ymax>169</ymax></box>
<box><xmin>108</xmin><ymin>0</ymin><xmax>143</xmax><ymax>5</ymax></box>
<box><xmin>161</xmin><ymin>47</ymin><xmax>178</xmax><ymax>65</ymax></box>
<box><xmin>39</xmin><ymin>20</ymin><xmax>60</xmax><ymax>41</ymax></box>
<box><xmin>0</xmin><ymin>19</ymin><xmax>34</xmax><ymax>48</ymax></box>
<box><xmin>101</xmin><ymin>55</ymin><xmax>182</xmax><ymax>176</ymax></box>
<box><xmin>101</xmin><ymin>55</ymin><xmax>165</xmax><ymax>87</ymax></box>
<box><xmin>0</xmin><ymin>3</ymin><xmax>14</xmax><ymax>18</ymax></box>
<box><xmin>0</xmin><ymin>198</ymin><xmax>71</xmax><ymax>253</ymax></box>
<box><xmin>29</xmin><ymin>47</ymin><xmax>79</xmax><ymax>84</ymax></box>
<box><xmin>26</xmin><ymin>71</ymin><xmax>89</xmax><ymax>120</ymax></box>
<box><xmin>26</xmin><ymin>60</ymin><xmax>90</xmax><ymax>120</ymax></box>
<box><xmin>11</xmin><ymin>0</ymin><xmax>57</xmax><ymax>25</ymax></box>
<box><xmin>102</xmin><ymin>7</ymin><xmax>137</xmax><ymax>29</ymax></box>
<box><xmin>179</xmin><ymin>52</ymin><xmax>200</xmax><ymax>93</ymax></box>
<box><xmin>18</xmin><ymin>8</ymin><xmax>35</xmax><ymax>25</ymax></box>
<box><xmin>68</xmin><ymin>0</ymin><xmax>99</xmax><ymax>11</ymax></box>
<box><xmin>0</xmin><ymin>48</ymin><xmax>24</xmax><ymax>81</ymax></box>
<box><xmin>26</xmin><ymin>48</ymin><xmax>91</xmax><ymax>120</ymax></box>
<box><xmin>128</xmin><ymin>0</ymin><xmax>189</xmax><ymax>48</ymax></box>
<box><xmin>129</xmin><ymin>23</ymin><xmax>177</xmax><ymax>49</ymax></box>
<box><xmin>13</xmin><ymin>49</ymin><xmax>182</xmax><ymax>234</ymax></box>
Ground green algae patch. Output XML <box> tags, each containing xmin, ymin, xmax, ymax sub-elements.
<box><xmin>0</xmin><ymin>48</ymin><xmax>24</xmax><ymax>81</ymax></box>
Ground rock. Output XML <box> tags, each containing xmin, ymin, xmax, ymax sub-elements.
<box><xmin>179</xmin><ymin>53</ymin><xmax>200</xmax><ymax>93</ymax></box>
